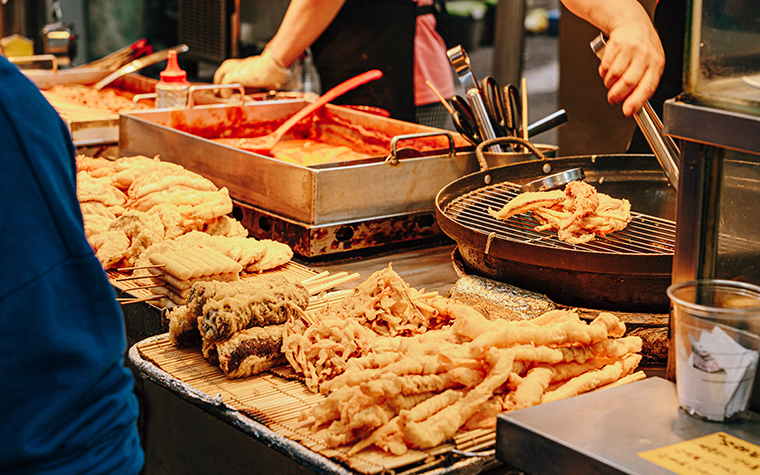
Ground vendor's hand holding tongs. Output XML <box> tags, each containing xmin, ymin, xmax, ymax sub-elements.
<box><xmin>590</xmin><ymin>33</ymin><xmax>679</xmax><ymax>190</ymax></box>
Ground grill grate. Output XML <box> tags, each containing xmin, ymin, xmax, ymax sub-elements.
<box><xmin>443</xmin><ymin>181</ymin><xmax>676</xmax><ymax>255</ymax></box>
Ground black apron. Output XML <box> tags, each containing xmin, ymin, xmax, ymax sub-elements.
<box><xmin>626</xmin><ymin>0</ymin><xmax>687</xmax><ymax>154</ymax></box>
<box><xmin>310</xmin><ymin>0</ymin><xmax>418</xmax><ymax>122</ymax></box>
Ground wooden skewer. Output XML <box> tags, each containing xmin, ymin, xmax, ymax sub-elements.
<box><xmin>301</xmin><ymin>271</ymin><xmax>330</xmax><ymax>284</ymax></box>
<box><xmin>302</xmin><ymin>271</ymin><xmax>348</xmax><ymax>286</ymax></box>
<box><xmin>115</xmin><ymin>274</ymin><xmax>164</xmax><ymax>282</ymax></box>
<box><xmin>117</xmin><ymin>295</ymin><xmax>163</xmax><ymax>305</ymax></box>
<box><xmin>303</xmin><ymin>271</ymin><xmax>349</xmax><ymax>288</ymax></box>
<box><xmin>521</xmin><ymin>77</ymin><xmax>529</xmax><ymax>142</ymax></box>
<box><xmin>116</xmin><ymin>263</ymin><xmax>166</xmax><ymax>272</ymax></box>
<box><xmin>308</xmin><ymin>289</ymin><xmax>353</xmax><ymax>309</ymax></box>
<box><xmin>129</xmin><ymin>283</ymin><xmax>166</xmax><ymax>290</ymax></box>
<box><xmin>306</xmin><ymin>272</ymin><xmax>360</xmax><ymax>295</ymax></box>
<box><xmin>425</xmin><ymin>80</ymin><xmax>455</xmax><ymax>116</ymax></box>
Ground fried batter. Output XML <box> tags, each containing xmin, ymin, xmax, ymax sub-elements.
<box><xmin>175</xmin><ymin>231</ymin><xmax>268</xmax><ymax>271</ymax></box>
<box><xmin>108</xmin><ymin>210</ymin><xmax>166</xmax><ymax>267</ymax></box>
<box><xmin>489</xmin><ymin>180</ymin><xmax>632</xmax><ymax>243</ymax></box>
<box><xmin>77</xmin><ymin>171</ymin><xmax>127</xmax><ymax>207</ymax></box>
<box><xmin>131</xmin><ymin>186</ymin><xmax>234</xmax><ymax>222</ymax></box>
<box><xmin>76</xmin><ymin>155</ymin><xmax>114</xmax><ymax>177</ymax></box>
<box><xmin>127</xmin><ymin>168</ymin><xmax>218</xmax><ymax>201</ymax></box>
<box><xmin>488</xmin><ymin>189</ymin><xmax>565</xmax><ymax>220</ymax></box>
<box><xmin>203</xmin><ymin>324</ymin><xmax>288</xmax><ymax>379</ymax></box>
<box><xmin>246</xmin><ymin>239</ymin><xmax>293</xmax><ymax>272</ymax></box>
<box><xmin>204</xmin><ymin>215</ymin><xmax>248</xmax><ymax>237</ymax></box>
<box><xmin>111</xmin><ymin>157</ymin><xmax>182</xmax><ymax>190</ymax></box>
<box><xmin>197</xmin><ymin>277</ymin><xmax>309</xmax><ymax>342</ymax></box>
<box><xmin>88</xmin><ymin>230</ymin><xmax>130</xmax><ymax>268</ymax></box>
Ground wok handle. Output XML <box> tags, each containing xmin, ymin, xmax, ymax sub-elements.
<box><xmin>475</xmin><ymin>137</ymin><xmax>547</xmax><ymax>172</ymax></box>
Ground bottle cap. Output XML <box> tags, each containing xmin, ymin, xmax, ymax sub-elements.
<box><xmin>159</xmin><ymin>50</ymin><xmax>190</xmax><ymax>85</ymax></box>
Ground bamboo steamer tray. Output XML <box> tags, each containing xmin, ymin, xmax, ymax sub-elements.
<box><xmin>132</xmin><ymin>333</ymin><xmax>496</xmax><ymax>475</ymax></box>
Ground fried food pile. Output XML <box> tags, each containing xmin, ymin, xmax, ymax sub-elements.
<box><xmin>164</xmin><ymin>276</ymin><xmax>310</xmax><ymax>379</ymax></box>
<box><xmin>44</xmin><ymin>84</ymin><xmax>151</xmax><ymax>114</ymax></box>
<box><xmin>142</xmin><ymin>242</ymin><xmax>243</xmax><ymax>306</ymax></box>
<box><xmin>284</xmin><ymin>266</ymin><xmax>452</xmax><ymax>393</ymax></box>
<box><xmin>488</xmin><ymin>180</ymin><xmax>632</xmax><ymax>244</ymax></box>
<box><xmin>282</xmin><ymin>265</ymin><xmax>642</xmax><ymax>456</ymax></box>
<box><xmin>77</xmin><ymin>155</ymin><xmax>293</xmax><ymax>287</ymax></box>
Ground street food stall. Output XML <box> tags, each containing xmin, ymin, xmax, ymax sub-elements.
<box><xmin>101</xmin><ymin>86</ymin><xmax>667</xmax><ymax>473</ymax></box>
<box><xmin>11</xmin><ymin>0</ymin><xmax>760</xmax><ymax>468</ymax></box>
<box><xmin>48</xmin><ymin>36</ymin><xmax>670</xmax><ymax>473</ymax></box>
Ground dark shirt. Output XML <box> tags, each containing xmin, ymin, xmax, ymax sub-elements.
<box><xmin>627</xmin><ymin>0</ymin><xmax>687</xmax><ymax>154</ymax></box>
<box><xmin>0</xmin><ymin>56</ymin><xmax>143</xmax><ymax>475</ymax></box>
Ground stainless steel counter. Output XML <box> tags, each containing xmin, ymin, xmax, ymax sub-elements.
<box><xmin>497</xmin><ymin>377</ymin><xmax>760</xmax><ymax>475</ymax></box>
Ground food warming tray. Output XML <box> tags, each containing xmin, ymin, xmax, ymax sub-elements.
<box><xmin>435</xmin><ymin>154</ymin><xmax>677</xmax><ymax>313</ymax></box>
<box><xmin>32</xmin><ymin>71</ymin><xmax>230</xmax><ymax>147</ymax></box>
<box><xmin>120</xmin><ymin>101</ymin><xmax>498</xmax><ymax>227</ymax></box>
<box><xmin>32</xmin><ymin>73</ymin><xmax>159</xmax><ymax>146</ymax></box>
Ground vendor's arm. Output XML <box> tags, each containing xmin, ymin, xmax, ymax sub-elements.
<box><xmin>214</xmin><ymin>0</ymin><xmax>346</xmax><ymax>89</ymax></box>
<box><xmin>560</xmin><ymin>0</ymin><xmax>665</xmax><ymax>117</ymax></box>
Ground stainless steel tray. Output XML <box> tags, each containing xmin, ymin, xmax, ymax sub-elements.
<box><xmin>24</xmin><ymin>67</ymin><xmax>111</xmax><ymax>89</ymax></box>
<box><xmin>119</xmin><ymin>102</ymin><xmax>546</xmax><ymax>225</ymax></box>
<box><xmin>33</xmin><ymin>73</ymin><xmax>159</xmax><ymax>146</ymax></box>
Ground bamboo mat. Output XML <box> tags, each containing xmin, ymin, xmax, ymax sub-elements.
<box><xmin>137</xmin><ymin>334</ymin><xmax>496</xmax><ymax>475</ymax></box>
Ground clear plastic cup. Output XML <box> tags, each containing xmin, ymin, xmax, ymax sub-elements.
<box><xmin>668</xmin><ymin>279</ymin><xmax>760</xmax><ymax>421</ymax></box>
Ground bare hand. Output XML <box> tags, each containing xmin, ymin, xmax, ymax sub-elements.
<box><xmin>599</xmin><ymin>23</ymin><xmax>664</xmax><ymax>116</ymax></box>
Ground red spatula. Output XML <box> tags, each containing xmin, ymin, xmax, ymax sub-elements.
<box><xmin>231</xmin><ymin>69</ymin><xmax>383</xmax><ymax>155</ymax></box>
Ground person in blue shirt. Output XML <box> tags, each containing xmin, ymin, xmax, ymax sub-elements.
<box><xmin>0</xmin><ymin>55</ymin><xmax>143</xmax><ymax>474</ymax></box>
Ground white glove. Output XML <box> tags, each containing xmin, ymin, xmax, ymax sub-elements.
<box><xmin>213</xmin><ymin>50</ymin><xmax>293</xmax><ymax>91</ymax></box>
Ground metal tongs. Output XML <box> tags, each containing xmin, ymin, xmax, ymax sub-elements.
<box><xmin>447</xmin><ymin>45</ymin><xmax>504</xmax><ymax>153</ymax></box>
<box><xmin>590</xmin><ymin>33</ymin><xmax>680</xmax><ymax>191</ymax></box>
<box><xmin>93</xmin><ymin>44</ymin><xmax>189</xmax><ymax>91</ymax></box>
<box><xmin>70</xmin><ymin>38</ymin><xmax>153</xmax><ymax>72</ymax></box>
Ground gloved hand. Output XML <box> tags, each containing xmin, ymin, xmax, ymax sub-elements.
<box><xmin>213</xmin><ymin>50</ymin><xmax>293</xmax><ymax>91</ymax></box>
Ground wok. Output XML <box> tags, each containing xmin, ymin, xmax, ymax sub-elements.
<box><xmin>435</xmin><ymin>138</ymin><xmax>677</xmax><ymax>313</ymax></box>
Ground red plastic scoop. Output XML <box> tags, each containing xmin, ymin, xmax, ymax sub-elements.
<box><xmin>231</xmin><ymin>69</ymin><xmax>383</xmax><ymax>155</ymax></box>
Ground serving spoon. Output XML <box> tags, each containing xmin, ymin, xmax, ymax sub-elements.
<box><xmin>223</xmin><ymin>69</ymin><xmax>383</xmax><ymax>155</ymax></box>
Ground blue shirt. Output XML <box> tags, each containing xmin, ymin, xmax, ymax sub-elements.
<box><xmin>0</xmin><ymin>57</ymin><xmax>143</xmax><ymax>474</ymax></box>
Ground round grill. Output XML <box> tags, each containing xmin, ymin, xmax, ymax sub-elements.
<box><xmin>435</xmin><ymin>154</ymin><xmax>678</xmax><ymax>312</ymax></box>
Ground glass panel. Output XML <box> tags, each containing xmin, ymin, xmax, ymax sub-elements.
<box><xmin>685</xmin><ymin>0</ymin><xmax>760</xmax><ymax>114</ymax></box>
<box><xmin>716</xmin><ymin>150</ymin><xmax>760</xmax><ymax>284</ymax></box>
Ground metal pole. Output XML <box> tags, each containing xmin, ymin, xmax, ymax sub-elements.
<box><xmin>491</xmin><ymin>0</ymin><xmax>525</xmax><ymax>88</ymax></box>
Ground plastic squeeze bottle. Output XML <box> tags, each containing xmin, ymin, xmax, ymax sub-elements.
<box><xmin>155</xmin><ymin>50</ymin><xmax>190</xmax><ymax>109</ymax></box>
